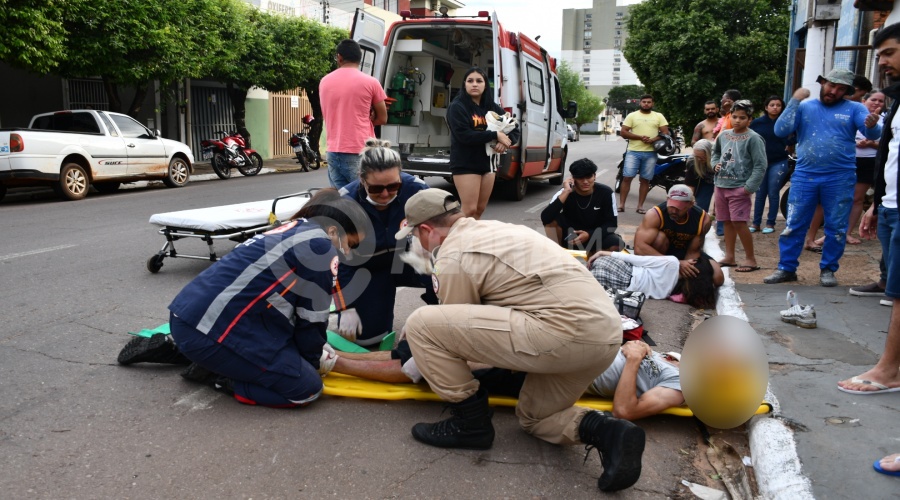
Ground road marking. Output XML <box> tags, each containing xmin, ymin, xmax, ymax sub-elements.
<box><xmin>524</xmin><ymin>169</ymin><xmax>609</xmax><ymax>214</ymax></box>
<box><xmin>174</xmin><ymin>388</ymin><xmax>222</xmax><ymax>412</ymax></box>
<box><xmin>0</xmin><ymin>244</ymin><xmax>78</xmax><ymax>261</ymax></box>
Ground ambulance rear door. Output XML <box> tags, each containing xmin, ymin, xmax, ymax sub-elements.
<box><xmin>491</xmin><ymin>12</ymin><xmax>504</xmax><ymax>105</ymax></box>
<box><xmin>350</xmin><ymin>9</ymin><xmax>387</xmax><ymax>82</ymax></box>
<box><xmin>517</xmin><ymin>33</ymin><xmax>552</xmax><ymax>175</ymax></box>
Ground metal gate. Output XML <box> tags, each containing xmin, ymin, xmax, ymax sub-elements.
<box><xmin>190</xmin><ymin>85</ymin><xmax>234</xmax><ymax>156</ymax></box>
<box><xmin>66</xmin><ymin>78</ymin><xmax>109</xmax><ymax>110</ymax></box>
<box><xmin>271</xmin><ymin>89</ymin><xmax>313</xmax><ymax>158</ymax></box>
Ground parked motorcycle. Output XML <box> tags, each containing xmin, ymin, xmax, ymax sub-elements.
<box><xmin>283</xmin><ymin>115</ymin><xmax>320</xmax><ymax>172</ymax></box>
<box><xmin>614</xmin><ymin>151</ymin><xmax>691</xmax><ymax>195</ymax></box>
<box><xmin>200</xmin><ymin>131</ymin><xmax>263</xmax><ymax>179</ymax></box>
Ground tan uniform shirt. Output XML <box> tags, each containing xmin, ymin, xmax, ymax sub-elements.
<box><xmin>431</xmin><ymin>217</ymin><xmax>621</xmax><ymax>346</ymax></box>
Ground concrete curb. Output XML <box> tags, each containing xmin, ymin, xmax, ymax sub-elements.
<box><xmin>704</xmin><ymin>234</ymin><xmax>815</xmax><ymax>500</ymax></box>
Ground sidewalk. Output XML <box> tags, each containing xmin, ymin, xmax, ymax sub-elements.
<box><xmin>736</xmin><ymin>282</ymin><xmax>899</xmax><ymax>498</ymax></box>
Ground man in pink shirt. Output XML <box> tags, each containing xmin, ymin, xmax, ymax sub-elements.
<box><xmin>320</xmin><ymin>39</ymin><xmax>389</xmax><ymax>189</ymax></box>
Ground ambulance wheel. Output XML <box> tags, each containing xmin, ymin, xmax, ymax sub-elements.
<box><xmin>549</xmin><ymin>174</ymin><xmax>563</xmax><ymax>186</ymax></box>
<box><xmin>506</xmin><ymin>169</ymin><xmax>527</xmax><ymax>201</ymax></box>
<box><xmin>147</xmin><ymin>254</ymin><xmax>165</xmax><ymax>273</ymax></box>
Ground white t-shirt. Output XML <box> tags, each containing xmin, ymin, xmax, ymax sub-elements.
<box><xmin>610</xmin><ymin>252</ymin><xmax>681</xmax><ymax>299</ymax></box>
<box><xmin>884</xmin><ymin>111</ymin><xmax>899</xmax><ymax>209</ymax></box>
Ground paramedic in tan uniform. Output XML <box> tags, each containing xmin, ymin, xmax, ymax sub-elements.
<box><xmin>394</xmin><ymin>189</ymin><xmax>646</xmax><ymax>493</ymax></box>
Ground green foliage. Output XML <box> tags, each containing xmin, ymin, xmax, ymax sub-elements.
<box><xmin>623</xmin><ymin>0</ymin><xmax>790</xmax><ymax>131</ymax></box>
<box><xmin>0</xmin><ymin>0</ymin><xmax>70</xmax><ymax>74</ymax></box>
<box><xmin>606</xmin><ymin>84</ymin><xmax>646</xmax><ymax>114</ymax></box>
<box><xmin>557</xmin><ymin>61</ymin><xmax>604</xmax><ymax>128</ymax></box>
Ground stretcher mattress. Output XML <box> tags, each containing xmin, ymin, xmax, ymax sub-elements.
<box><xmin>148</xmin><ymin>197</ymin><xmax>308</xmax><ymax>232</ymax></box>
<box><xmin>321</xmin><ymin>373</ymin><xmax>773</xmax><ymax>418</ymax></box>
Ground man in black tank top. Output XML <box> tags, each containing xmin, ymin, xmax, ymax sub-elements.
<box><xmin>633</xmin><ymin>184</ymin><xmax>712</xmax><ymax>277</ymax></box>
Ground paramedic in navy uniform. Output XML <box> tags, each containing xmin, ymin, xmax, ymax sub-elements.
<box><xmin>336</xmin><ymin>139</ymin><xmax>437</xmax><ymax>346</ymax></box>
<box><xmin>168</xmin><ymin>190</ymin><xmax>368</xmax><ymax>408</ymax></box>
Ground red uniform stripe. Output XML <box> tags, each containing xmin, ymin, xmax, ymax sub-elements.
<box><xmin>217</xmin><ymin>267</ymin><xmax>296</xmax><ymax>343</ymax></box>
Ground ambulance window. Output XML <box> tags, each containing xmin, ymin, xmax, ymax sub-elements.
<box><xmin>360</xmin><ymin>47</ymin><xmax>376</xmax><ymax>76</ymax></box>
<box><xmin>526</xmin><ymin>63</ymin><xmax>544</xmax><ymax>105</ymax></box>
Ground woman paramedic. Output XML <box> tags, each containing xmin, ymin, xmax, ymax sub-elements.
<box><xmin>335</xmin><ymin>139</ymin><xmax>437</xmax><ymax>346</ymax></box>
<box><xmin>161</xmin><ymin>189</ymin><xmax>367</xmax><ymax>408</ymax></box>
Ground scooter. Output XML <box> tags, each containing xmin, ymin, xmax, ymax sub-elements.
<box><xmin>614</xmin><ymin>151</ymin><xmax>691</xmax><ymax>195</ymax></box>
<box><xmin>200</xmin><ymin>131</ymin><xmax>263</xmax><ymax>180</ymax></box>
<box><xmin>283</xmin><ymin>115</ymin><xmax>320</xmax><ymax>172</ymax></box>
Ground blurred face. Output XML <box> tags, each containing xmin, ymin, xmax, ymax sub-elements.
<box><xmin>878</xmin><ymin>38</ymin><xmax>900</xmax><ymax>79</ymax></box>
<box><xmin>721</xmin><ymin>94</ymin><xmax>734</xmax><ymax>112</ymax></box>
<box><xmin>572</xmin><ymin>174</ymin><xmax>596</xmax><ymax>195</ymax></box>
<box><xmin>666</xmin><ymin>199</ymin><xmax>693</xmax><ymax>220</ymax></box>
<box><xmin>640</xmin><ymin>98</ymin><xmax>654</xmax><ymax>112</ymax></box>
<box><xmin>704</xmin><ymin>104</ymin><xmax>719</xmax><ymax>119</ymax></box>
<box><xmin>693</xmin><ymin>149</ymin><xmax>708</xmax><ymax>167</ymax></box>
<box><xmin>465</xmin><ymin>72</ymin><xmax>486</xmax><ymax>100</ymax></box>
<box><xmin>362</xmin><ymin>167</ymin><xmax>402</xmax><ymax>205</ymax></box>
<box><xmin>765</xmin><ymin>100</ymin><xmax>783</xmax><ymax>118</ymax></box>
<box><xmin>865</xmin><ymin>92</ymin><xmax>886</xmax><ymax>114</ymax></box>
<box><xmin>730</xmin><ymin>109</ymin><xmax>751</xmax><ymax>132</ymax></box>
<box><xmin>819</xmin><ymin>81</ymin><xmax>850</xmax><ymax>105</ymax></box>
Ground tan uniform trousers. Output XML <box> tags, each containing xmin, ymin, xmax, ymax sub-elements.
<box><xmin>406</xmin><ymin>304</ymin><xmax>619</xmax><ymax>446</ymax></box>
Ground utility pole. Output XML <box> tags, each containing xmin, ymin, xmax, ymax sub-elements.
<box><xmin>321</xmin><ymin>0</ymin><xmax>329</xmax><ymax>24</ymax></box>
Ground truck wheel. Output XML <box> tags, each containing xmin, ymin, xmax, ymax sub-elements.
<box><xmin>94</xmin><ymin>182</ymin><xmax>121</xmax><ymax>194</ymax></box>
<box><xmin>164</xmin><ymin>157</ymin><xmax>191</xmax><ymax>187</ymax></box>
<box><xmin>54</xmin><ymin>162</ymin><xmax>90</xmax><ymax>200</ymax></box>
<box><xmin>505</xmin><ymin>169</ymin><xmax>527</xmax><ymax>201</ymax></box>
<box><xmin>211</xmin><ymin>153</ymin><xmax>232</xmax><ymax>180</ymax></box>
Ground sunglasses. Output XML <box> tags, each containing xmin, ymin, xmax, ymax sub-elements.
<box><xmin>364</xmin><ymin>181</ymin><xmax>402</xmax><ymax>195</ymax></box>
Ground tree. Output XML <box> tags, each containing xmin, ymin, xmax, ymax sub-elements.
<box><xmin>0</xmin><ymin>0</ymin><xmax>71</xmax><ymax>74</ymax></box>
<box><xmin>606</xmin><ymin>85</ymin><xmax>646</xmax><ymax>114</ymax></box>
<box><xmin>557</xmin><ymin>61</ymin><xmax>604</xmax><ymax>131</ymax></box>
<box><xmin>59</xmin><ymin>0</ymin><xmax>219</xmax><ymax>116</ymax></box>
<box><xmin>623</xmin><ymin>0</ymin><xmax>790</xmax><ymax>132</ymax></box>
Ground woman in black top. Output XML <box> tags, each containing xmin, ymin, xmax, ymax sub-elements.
<box><xmin>447</xmin><ymin>67</ymin><xmax>520</xmax><ymax>219</ymax></box>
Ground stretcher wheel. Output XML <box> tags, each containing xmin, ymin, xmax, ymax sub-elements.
<box><xmin>147</xmin><ymin>254</ymin><xmax>165</xmax><ymax>273</ymax></box>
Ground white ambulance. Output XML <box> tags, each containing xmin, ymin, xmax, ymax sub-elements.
<box><xmin>351</xmin><ymin>9</ymin><xmax>577</xmax><ymax>200</ymax></box>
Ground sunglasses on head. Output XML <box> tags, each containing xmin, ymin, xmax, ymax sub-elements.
<box><xmin>364</xmin><ymin>181</ymin><xmax>402</xmax><ymax>195</ymax></box>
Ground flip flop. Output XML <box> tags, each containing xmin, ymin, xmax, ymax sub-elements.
<box><xmin>617</xmin><ymin>206</ymin><xmax>625</xmax><ymax>213</ymax></box>
<box><xmin>749</xmin><ymin>226</ymin><xmax>758</xmax><ymax>233</ymax></box>
<box><xmin>837</xmin><ymin>377</ymin><xmax>900</xmax><ymax>395</ymax></box>
<box><xmin>873</xmin><ymin>454</ymin><xmax>900</xmax><ymax>477</ymax></box>
<box><xmin>735</xmin><ymin>265</ymin><xmax>761</xmax><ymax>273</ymax></box>
<box><xmin>805</xmin><ymin>245</ymin><xmax>823</xmax><ymax>254</ymax></box>
<box><xmin>717</xmin><ymin>261</ymin><xmax>737</xmax><ymax>267</ymax></box>
<box><xmin>636</xmin><ymin>208</ymin><xmax>647</xmax><ymax>214</ymax></box>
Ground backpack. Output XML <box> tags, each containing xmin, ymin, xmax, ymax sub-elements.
<box><xmin>603</xmin><ymin>286</ymin><xmax>648</xmax><ymax>343</ymax></box>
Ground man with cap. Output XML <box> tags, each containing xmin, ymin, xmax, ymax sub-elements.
<box><xmin>633</xmin><ymin>184</ymin><xmax>712</xmax><ymax>279</ymax></box>
<box><xmin>394</xmin><ymin>188</ymin><xmax>646</xmax><ymax>493</ymax></box>
<box><xmin>764</xmin><ymin>69</ymin><xmax>882</xmax><ymax>287</ymax></box>
<box><xmin>540</xmin><ymin>158</ymin><xmax>623</xmax><ymax>255</ymax></box>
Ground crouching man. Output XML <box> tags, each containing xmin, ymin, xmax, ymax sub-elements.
<box><xmin>392</xmin><ymin>188</ymin><xmax>645</xmax><ymax>492</ymax></box>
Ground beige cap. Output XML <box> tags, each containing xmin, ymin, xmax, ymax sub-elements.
<box><xmin>395</xmin><ymin>189</ymin><xmax>461</xmax><ymax>239</ymax></box>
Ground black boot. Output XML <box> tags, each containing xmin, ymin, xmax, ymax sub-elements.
<box><xmin>579</xmin><ymin>410</ymin><xmax>645</xmax><ymax>492</ymax></box>
<box><xmin>411</xmin><ymin>388</ymin><xmax>495</xmax><ymax>450</ymax></box>
<box><xmin>180</xmin><ymin>363</ymin><xmax>234</xmax><ymax>395</ymax></box>
<box><xmin>117</xmin><ymin>334</ymin><xmax>191</xmax><ymax>365</ymax></box>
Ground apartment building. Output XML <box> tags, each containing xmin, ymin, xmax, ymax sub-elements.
<box><xmin>561</xmin><ymin>0</ymin><xmax>642</xmax><ymax>99</ymax></box>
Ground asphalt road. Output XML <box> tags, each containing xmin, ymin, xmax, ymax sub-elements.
<box><xmin>0</xmin><ymin>137</ymin><xmax>724</xmax><ymax>498</ymax></box>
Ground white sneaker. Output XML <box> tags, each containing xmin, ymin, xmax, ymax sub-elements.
<box><xmin>780</xmin><ymin>304</ymin><xmax>817</xmax><ymax>328</ymax></box>
<box><xmin>880</xmin><ymin>299</ymin><xmax>893</xmax><ymax>307</ymax></box>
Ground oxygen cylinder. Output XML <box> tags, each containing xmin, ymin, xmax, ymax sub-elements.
<box><xmin>392</xmin><ymin>71</ymin><xmax>407</xmax><ymax>91</ymax></box>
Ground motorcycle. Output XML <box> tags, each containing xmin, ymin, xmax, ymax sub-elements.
<box><xmin>283</xmin><ymin>115</ymin><xmax>320</xmax><ymax>172</ymax></box>
<box><xmin>200</xmin><ymin>131</ymin><xmax>263</xmax><ymax>180</ymax></box>
<box><xmin>614</xmin><ymin>151</ymin><xmax>691</xmax><ymax>195</ymax></box>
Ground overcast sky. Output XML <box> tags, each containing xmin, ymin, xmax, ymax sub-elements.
<box><xmin>458</xmin><ymin>0</ymin><xmax>643</xmax><ymax>59</ymax></box>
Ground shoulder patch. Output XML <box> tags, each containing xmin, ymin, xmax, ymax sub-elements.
<box><xmin>331</xmin><ymin>256</ymin><xmax>340</xmax><ymax>276</ymax></box>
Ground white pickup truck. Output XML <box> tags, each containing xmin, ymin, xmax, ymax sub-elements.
<box><xmin>0</xmin><ymin>110</ymin><xmax>194</xmax><ymax>201</ymax></box>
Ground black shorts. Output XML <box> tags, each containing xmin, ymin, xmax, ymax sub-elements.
<box><xmin>450</xmin><ymin>164</ymin><xmax>491</xmax><ymax>176</ymax></box>
<box><xmin>856</xmin><ymin>156</ymin><xmax>876</xmax><ymax>185</ymax></box>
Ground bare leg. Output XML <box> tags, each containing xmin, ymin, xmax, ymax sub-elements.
<box><xmin>474</xmin><ymin>173</ymin><xmax>495</xmax><ymax>219</ymax></box>
<box><xmin>733</xmin><ymin>220</ymin><xmax>757</xmax><ymax>267</ymax></box>
<box><xmin>807</xmin><ymin>205</ymin><xmax>824</xmax><ymax>248</ymax></box>
<box><xmin>619</xmin><ymin>176</ymin><xmax>635</xmax><ymax>210</ymax></box>
<box><xmin>723</xmin><ymin>221</ymin><xmax>737</xmax><ymax>264</ymax></box>
<box><xmin>637</xmin><ymin>178</ymin><xmax>651</xmax><ymax>211</ymax></box>
<box><xmin>453</xmin><ymin>174</ymin><xmax>486</xmax><ymax>219</ymax></box>
<box><xmin>838</xmin><ymin>297</ymin><xmax>900</xmax><ymax>391</ymax></box>
<box><xmin>543</xmin><ymin>221</ymin><xmax>563</xmax><ymax>245</ymax></box>
<box><xmin>332</xmin><ymin>356</ymin><xmax>410</xmax><ymax>383</ymax></box>
<box><xmin>846</xmin><ymin>183</ymin><xmax>870</xmax><ymax>245</ymax></box>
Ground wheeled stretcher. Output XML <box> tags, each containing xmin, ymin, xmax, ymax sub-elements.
<box><xmin>146</xmin><ymin>191</ymin><xmax>312</xmax><ymax>273</ymax></box>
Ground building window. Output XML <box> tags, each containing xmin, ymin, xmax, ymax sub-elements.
<box><xmin>613</xmin><ymin>66</ymin><xmax>619</xmax><ymax>72</ymax></box>
<box><xmin>585</xmin><ymin>13</ymin><xmax>592</xmax><ymax>18</ymax></box>
<box><xmin>584</xmin><ymin>41</ymin><xmax>591</xmax><ymax>48</ymax></box>
<box><xmin>584</xmin><ymin>49</ymin><xmax>590</xmax><ymax>54</ymax></box>
<box><xmin>584</xmin><ymin>31</ymin><xmax>592</xmax><ymax>38</ymax></box>
<box><xmin>584</xmin><ymin>22</ymin><xmax>592</xmax><ymax>28</ymax></box>
<box><xmin>616</xmin><ymin>21</ymin><xmax>623</xmax><ymax>26</ymax></box>
<box><xmin>615</xmin><ymin>11</ymin><xmax>623</xmax><ymax>17</ymax></box>
<box><xmin>583</xmin><ymin>56</ymin><xmax>590</xmax><ymax>63</ymax></box>
<box><xmin>616</xmin><ymin>30</ymin><xmax>622</xmax><ymax>36</ymax></box>
<box><xmin>583</xmin><ymin>67</ymin><xmax>590</xmax><ymax>72</ymax></box>
<box><xmin>614</xmin><ymin>58</ymin><xmax>620</xmax><ymax>63</ymax></box>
